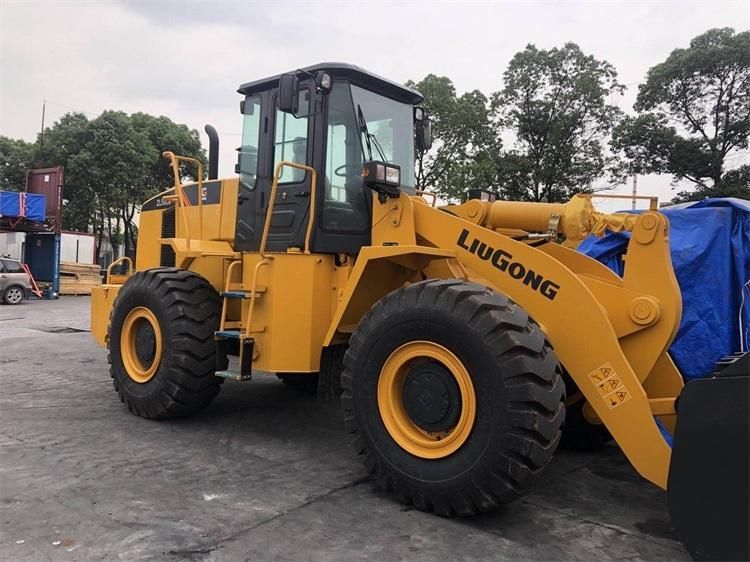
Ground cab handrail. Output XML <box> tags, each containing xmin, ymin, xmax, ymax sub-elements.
<box><xmin>106</xmin><ymin>256</ymin><xmax>133</xmax><ymax>284</ymax></box>
<box><xmin>162</xmin><ymin>151</ymin><xmax>205</xmax><ymax>247</ymax></box>
<box><xmin>260</xmin><ymin>161</ymin><xmax>318</xmax><ymax>257</ymax></box>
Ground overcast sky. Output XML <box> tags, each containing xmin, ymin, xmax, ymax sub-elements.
<box><xmin>1</xmin><ymin>0</ymin><xmax>748</xmax><ymax>207</ymax></box>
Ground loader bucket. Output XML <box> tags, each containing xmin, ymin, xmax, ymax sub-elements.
<box><xmin>667</xmin><ymin>353</ymin><xmax>749</xmax><ymax>561</ymax></box>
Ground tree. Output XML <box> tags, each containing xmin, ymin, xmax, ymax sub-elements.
<box><xmin>38</xmin><ymin>113</ymin><xmax>97</xmax><ymax>232</ymax></box>
<box><xmin>406</xmin><ymin>75</ymin><xmax>499</xmax><ymax>201</ymax></box>
<box><xmin>130</xmin><ymin>112</ymin><xmax>205</xmax><ymax>189</ymax></box>
<box><xmin>69</xmin><ymin>111</ymin><xmax>158</xmax><ymax>259</ymax></box>
<box><xmin>613</xmin><ymin>28</ymin><xmax>750</xmax><ymax>199</ymax></box>
<box><xmin>493</xmin><ymin>42</ymin><xmax>624</xmax><ymax>202</ymax></box>
<box><xmin>124</xmin><ymin>113</ymin><xmax>205</xmax><ymax>254</ymax></box>
<box><xmin>33</xmin><ymin>111</ymin><xmax>205</xmax><ymax>259</ymax></box>
<box><xmin>673</xmin><ymin>165</ymin><xmax>750</xmax><ymax>202</ymax></box>
<box><xmin>0</xmin><ymin>136</ymin><xmax>36</xmax><ymax>191</ymax></box>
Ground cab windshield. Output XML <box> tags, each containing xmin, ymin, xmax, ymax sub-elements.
<box><xmin>322</xmin><ymin>81</ymin><xmax>415</xmax><ymax>232</ymax></box>
<box><xmin>349</xmin><ymin>85</ymin><xmax>415</xmax><ymax>190</ymax></box>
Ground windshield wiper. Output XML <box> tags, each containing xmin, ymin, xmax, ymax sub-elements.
<box><xmin>356</xmin><ymin>104</ymin><xmax>388</xmax><ymax>163</ymax></box>
<box><xmin>356</xmin><ymin>105</ymin><xmax>373</xmax><ymax>161</ymax></box>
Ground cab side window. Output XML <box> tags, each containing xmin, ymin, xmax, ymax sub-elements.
<box><xmin>274</xmin><ymin>90</ymin><xmax>310</xmax><ymax>184</ymax></box>
<box><xmin>239</xmin><ymin>95</ymin><xmax>262</xmax><ymax>190</ymax></box>
<box><xmin>326</xmin><ymin>124</ymin><xmax>348</xmax><ymax>202</ymax></box>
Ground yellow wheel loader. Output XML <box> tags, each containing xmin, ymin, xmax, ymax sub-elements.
<box><xmin>90</xmin><ymin>63</ymin><xmax>749</xmax><ymax>560</ymax></box>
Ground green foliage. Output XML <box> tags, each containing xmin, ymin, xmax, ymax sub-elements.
<box><xmin>31</xmin><ymin>111</ymin><xmax>205</xmax><ymax>258</ymax></box>
<box><xmin>406</xmin><ymin>75</ymin><xmax>499</xmax><ymax>201</ymax></box>
<box><xmin>0</xmin><ymin>136</ymin><xmax>36</xmax><ymax>191</ymax></box>
<box><xmin>493</xmin><ymin>43</ymin><xmax>624</xmax><ymax>202</ymax></box>
<box><xmin>130</xmin><ymin>112</ymin><xmax>205</xmax><ymax>188</ymax></box>
<box><xmin>673</xmin><ymin>165</ymin><xmax>750</xmax><ymax>202</ymax></box>
<box><xmin>613</xmin><ymin>27</ymin><xmax>750</xmax><ymax>197</ymax></box>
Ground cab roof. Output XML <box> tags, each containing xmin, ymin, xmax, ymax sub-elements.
<box><xmin>237</xmin><ymin>62</ymin><xmax>424</xmax><ymax>105</ymax></box>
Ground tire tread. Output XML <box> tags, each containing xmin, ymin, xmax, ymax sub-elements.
<box><xmin>341</xmin><ymin>279</ymin><xmax>565</xmax><ymax>516</ymax></box>
<box><xmin>107</xmin><ymin>267</ymin><xmax>221</xmax><ymax>420</ymax></box>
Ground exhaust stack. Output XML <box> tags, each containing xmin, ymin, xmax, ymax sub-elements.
<box><xmin>204</xmin><ymin>124</ymin><xmax>219</xmax><ymax>180</ymax></box>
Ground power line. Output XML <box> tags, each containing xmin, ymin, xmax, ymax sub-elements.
<box><xmin>43</xmin><ymin>99</ymin><xmax>98</xmax><ymax>116</ymax></box>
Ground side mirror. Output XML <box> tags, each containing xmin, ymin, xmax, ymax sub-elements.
<box><xmin>421</xmin><ymin>118</ymin><xmax>433</xmax><ymax>151</ymax></box>
<box><xmin>278</xmin><ymin>74</ymin><xmax>299</xmax><ymax>114</ymax></box>
<box><xmin>416</xmin><ymin>112</ymin><xmax>433</xmax><ymax>151</ymax></box>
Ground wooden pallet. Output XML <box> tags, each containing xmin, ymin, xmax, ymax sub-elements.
<box><xmin>59</xmin><ymin>285</ymin><xmax>96</xmax><ymax>296</ymax></box>
<box><xmin>60</xmin><ymin>261</ymin><xmax>101</xmax><ymax>275</ymax></box>
<box><xmin>59</xmin><ymin>261</ymin><xmax>102</xmax><ymax>295</ymax></box>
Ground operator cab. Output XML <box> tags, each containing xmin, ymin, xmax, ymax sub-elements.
<box><xmin>234</xmin><ymin>63</ymin><xmax>431</xmax><ymax>254</ymax></box>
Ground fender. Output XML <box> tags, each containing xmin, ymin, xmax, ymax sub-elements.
<box><xmin>323</xmin><ymin>245</ymin><xmax>459</xmax><ymax>346</ymax></box>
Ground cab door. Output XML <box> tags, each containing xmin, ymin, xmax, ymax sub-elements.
<box><xmin>263</xmin><ymin>86</ymin><xmax>316</xmax><ymax>252</ymax></box>
<box><xmin>235</xmin><ymin>85</ymin><xmax>316</xmax><ymax>253</ymax></box>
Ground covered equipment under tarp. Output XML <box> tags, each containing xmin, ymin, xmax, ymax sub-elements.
<box><xmin>0</xmin><ymin>190</ymin><xmax>47</xmax><ymax>222</ymax></box>
<box><xmin>579</xmin><ymin>198</ymin><xmax>750</xmax><ymax>381</ymax></box>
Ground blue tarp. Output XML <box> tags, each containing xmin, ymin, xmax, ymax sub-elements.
<box><xmin>26</xmin><ymin>193</ymin><xmax>46</xmax><ymax>222</ymax></box>
<box><xmin>579</xmin><ymin>198</ymin><xmax>750</xmax><ymax>381</ymax></box>
<box><xmin>0</xmin><ymin>191</ymin><xmax>47</xmax><ymax>222</ymax></box>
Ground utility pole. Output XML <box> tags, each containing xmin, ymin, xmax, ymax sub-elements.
<box><xmin>39</xmin><ymin>99</ymin><xmax>47</xmax><ymax>159</ymax></box>
<box><xmin>631</xmin><ymin>172</ymin><xmax>638</xmax><ymax>210</ymax></box>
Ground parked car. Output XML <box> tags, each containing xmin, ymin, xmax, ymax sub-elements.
<box><xmin>0</xmin><ymin>258</ymin><xmax>31</xmax><ymax>305</ymax></box>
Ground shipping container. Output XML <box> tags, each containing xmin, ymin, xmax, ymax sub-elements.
<box><xmin>26</xmin><ymin>167</ymin><xmax>63</xmax><ymax>231</ymax></box>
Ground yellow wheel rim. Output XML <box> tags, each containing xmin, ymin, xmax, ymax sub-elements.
<box><xmin>120</xmin><ymin>306</ymin><xmax>163</xmax><ymax>384</ymax></box>
<box><xmin>377</xmin><ymin>341</ymin><xmax>476</xmax><ymax>459</ymax></box>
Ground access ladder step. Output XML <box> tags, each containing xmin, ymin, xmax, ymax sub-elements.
<box><xmin>215</xmin><ymin>369</ymin><xmax>252</xmax><ymax>381</ymax></box>
<box><xmin>215</xmin><ymin>335</ymin><xmax>254</xmax><ymax>381</ymax></box>
<box><xmin>220</xmin><ymin>286</ymin><xmax>266</xmax><ymax>299</ymax></box>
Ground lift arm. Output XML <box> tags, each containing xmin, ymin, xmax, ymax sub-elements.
<box><xmin>361</xmin><ymin>193</ymin><xmax>683</xmax><ymax>489</ymax></box>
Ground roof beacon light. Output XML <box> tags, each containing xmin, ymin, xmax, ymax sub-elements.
<box><xmin>317</xmin><ymin>72</ymin><xmax>332</xmax><ymax>92</ymax></box>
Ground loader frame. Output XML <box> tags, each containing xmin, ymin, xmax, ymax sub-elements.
<box><xmin>90</xmin><ymin>63</ymin><xmax>749</xmax><ymax>560</ymax></box>
<box><xmin>94</xmin><ymin>155</ymin><xmax>684</xmax><ymax>491</ymax></box>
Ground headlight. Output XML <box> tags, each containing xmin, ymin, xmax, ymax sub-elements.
<box><xmin>362</xmin><ymin>161</ymin><xmax>402</xmax><ymax>201</ymax></box>
<box><xmin>385</xmin><ymin>166</ymin><xmax>400</xmax><ymax>186</ymax></box>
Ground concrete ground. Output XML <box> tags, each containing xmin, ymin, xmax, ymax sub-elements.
<box><xmin>0</xmin><ymin>297</ymin><xmax>689</xmax><ymax>561</ymax></box>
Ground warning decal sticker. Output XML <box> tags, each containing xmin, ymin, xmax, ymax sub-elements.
<box><xmin>604</xmin><ymin>388</ymin><xmax>631</xmax><ymax>409</ymax></box>
<box><xmin>588</xmin><ymin>363</ymin><xmax>631</xmax><ymax>409</ymax></box>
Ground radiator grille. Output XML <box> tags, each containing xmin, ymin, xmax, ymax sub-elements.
<box><xmin>160</xmin><ymin>207</ymin><xmax>176</xmax><ymax>267</ymax></box>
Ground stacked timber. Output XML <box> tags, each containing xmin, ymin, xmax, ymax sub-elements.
<box><xmin>59</xmin><ymin>261</ymin><xmax>102</xmax><ymax>295</ymax></box>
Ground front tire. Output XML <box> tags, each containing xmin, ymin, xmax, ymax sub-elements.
<box><xmin>108</xmin><ymin>268</ymin><xmax>222</xmax><ymax>419</ymax></box>
<box><xmin>341</xmin><ymin>280</ymin><xmax>565</xmax><ymax>516</ymax></box>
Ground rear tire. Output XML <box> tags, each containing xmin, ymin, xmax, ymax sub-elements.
<box><xmin>3</xmin><ymin>285</ymin><xmax>25</xmax><ymax>305</ymax></box>
<box><xmin>278</xmin><ymin>373</ymin><xmax>319</xmax><ymax>394</ymax></box>
<box><xmin>277</xmin><ymin>345</ymin><xmax>347</xmax><ymax>399</ymax></box>
<box><xmin>341</xmin><ymin>279</ymin><xmax>565</xmax><ymax>516</ymax></box>
<box><xmin>318</xmin><ymin>344</ymin><xmax>347</xmax><ymax>400</ymax></box>
<box><xmin>108</xmin><ymin>268</ymin><xmax>222</xmax><ymax>419</ymax></box>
